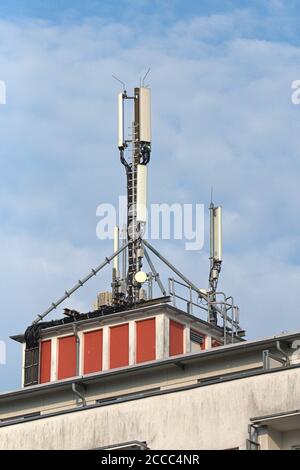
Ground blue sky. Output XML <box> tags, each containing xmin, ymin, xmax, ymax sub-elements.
<box><xmin>0</xmin><ymin>1</ymin><xmax>275</xmax><ymax>23</ymax></box>
<box><xmin>1</xmin><ymin>0</ymin><xmax>300</xmax><ymax>392</ymax></box>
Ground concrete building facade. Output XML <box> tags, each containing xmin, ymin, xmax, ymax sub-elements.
<box><xmin>1</xmin><ymin>301</ymin><xmax>300</xmax><ymax>450</ymax></box>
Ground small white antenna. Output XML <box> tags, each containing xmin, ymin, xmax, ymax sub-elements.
<box><xmin>112</xmin><ymin>75</ymin><xmax>126</xmax><ymax>91</ymax></box>
<box><xmin>142</xmin><ymin>68</ymin><xmax>150</xmax><ymax>87</ymax></box>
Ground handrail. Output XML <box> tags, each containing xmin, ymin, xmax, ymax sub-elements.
<box><xmin>168</xmin><ymin>280</ymin><xmax>241</xmax><ymax>343</ymax></box>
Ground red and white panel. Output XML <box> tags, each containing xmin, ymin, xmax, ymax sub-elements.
<box><xmin>57</xmin><ymin>335</ymin><xmax>77</xmax><ymax>380</ymax></box>
<box><xmin>169</xmin><ymin>319</ymin><xmax>184</xmax><ymax>356</ymax></box>
<box><xmin>83</xmin><ymin>329</ymin><xmax>103</xmax><ymax>374</ymax></box>
<box><xmin>136</xmin><ymin>318</ymin><xmax>156</xmax><ymax>364</ymax></box>
<box><xmin>39</xmin><ymin>340</ymin><xmax>51</xmax><ymax>384</ymax></box>
<box><xmin>109</xmin><ymin>323</ymin><xmax>129</xmax><ymax>369</ymax></box>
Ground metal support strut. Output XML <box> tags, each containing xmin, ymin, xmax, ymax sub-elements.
<box><xmin>143</xmin><ymin>240</ymin><xmax>207</xmax><ymax>302</ymax></box>
<box><xmin>144</xmin><ymin>247</ymin><xmax>167</xmax><ymax>297</ymax></box>
<box><xmin>32</xmin><ymin>241</ymin><xmax>129</xmax><ymax>325</ymax></box>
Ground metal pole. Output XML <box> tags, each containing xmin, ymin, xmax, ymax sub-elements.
<box><xmin>143</xmin><ymin>247</ymin><xmax>167</xmax><ymax>296</ymax></box>
<box><xmin>143</xmin><ymin>239</ymin><xmax>207</xmax><ymax>301</ymax></box>
<box><xmin>32</xmin><ymin>241</ymin><xmax>130</xmax><ymax>325</ymax></box>
<box><xmin>148</xmin><ymin>275</ymin><xmax>153</xmax><ymax>300</ymax></box>
<box><xmin>189</xmin><ymin>286</ymin><xmax>193</xmax><ymax>315</ymax></box>
<box><xmin>223</xmin><ymin>303</ymin><xmax>227</xmax><ymax>345</ymax></box>
<box><xmin>113</xmin><ymin>225</ymin><xmax>120</xmax><ymax>278</ymax></box>
<box><xmin>209</xmin><ymin>201</ymin><xmax>214</xmax><ymax>273</ymax></box>
<box><xmin>172</xmin><ymin>278</ymin><xmax>176</xmax><ymax>307</ymax></box>
<box><xmin>122</xmin><ymin>224</ymin><xmax>127</xmax><ymax>283</ymax></box>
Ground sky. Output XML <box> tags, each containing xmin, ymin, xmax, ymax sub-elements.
<box><xmin>1</xmin><ymin>0</ymin><xmax>300</xmax><ymax>392</ymax></box>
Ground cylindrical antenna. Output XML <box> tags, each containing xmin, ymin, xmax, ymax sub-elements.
<box><xmin>210</xmin><ymin>203</ymin><xmax>223</xmax><ymax>264</ymax></box>
<box><xmin>136</xmin><ymin>164</ymin><xmax>148</xmax><ymax>224</ymax></box>
<box><xmin>139</xmin><ymin>87</ymin><xmax>151</xmax><ymax>143</ymax></box>
<box><xmin>209</xmin><ymin>201</ymin><xmax>214</xmax><ymax>270</ymax></box>
<box><xmin>209</xmin><ymin>201</ymin><xmax>222</xmax><ymax>325</ymax></box>
<box><xmin>118</xmin><ymin>92</ymin><xmax>124</xmax><ymax>149</ymax></box>
<box><xmin>213</xmin><ymin>207</ymin><xmax>222</xmax><ymax>262</ymax></box>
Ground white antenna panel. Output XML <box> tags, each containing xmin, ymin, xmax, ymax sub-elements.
<box><xmin>136</xmin><ymin>164</ymin><xmax>148</xmax><ymax>223</ymax></box>
<box><xmin>213</xmin><ymin>206</ymin><xmax>222</xmax><ymax>261</ymax></box>
<box><xmin>118</xmin><ymin>92</ymin><xmax>124</xmax><ymax>149</ymax></box>
<box><xmin>139</xmin><ymin>87</ymin><xmax>151</xmax><ymax>143</ymax></box>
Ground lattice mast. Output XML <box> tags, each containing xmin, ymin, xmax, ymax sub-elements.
<box><xmin>117</xmin><ymin>85</ymin><xmax>151</xmax><ymax>304</ymax></box>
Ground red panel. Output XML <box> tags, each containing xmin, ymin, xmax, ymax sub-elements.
<box><xmin>110</xmin><ymin>324</ymin><xmax>129</xmax><ymax>369</ymax></box>
<box><xmin>136</xmin><ymin>318</ymin><xmax>156</xmax><ymax>364</ymax></box>
<box><xmin>40</xmin><ymin>340</ymin><xmax>51</xmax><ymax>383</ymax></box>
<box><xmin>58</xmin><ymin>335</ymin><xmax>77</xmax><ymax>380</ymax></box>
<box><xmin>169</xmin><ymin>320</ymin><xmax>184</xmax><ymax>356</ymax></box>
<box><xmin>83</xmin><ymin>329</ymin><xmax>103</xmax><ymax>374</ymax></box>
<box><xmin>212</xmin><ymin>339</ymin><xmax>222</xmax><ymax>348</ymax></box>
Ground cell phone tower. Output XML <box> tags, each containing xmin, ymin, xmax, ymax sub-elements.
<box><xmin>30</xmin><ymin>79</ymin><xmax>244</xmax><ymax>345</ymax></box>
<box><xmin>116</xmin><ymin>81</ymin><xmax>151</xmax><ymax>304</ymax></box>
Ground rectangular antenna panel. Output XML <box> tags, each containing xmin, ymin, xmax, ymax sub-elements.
<box><xmin>136</xmin><ymin>164</ymin><xmax>148</xmax><ymax>223</ymax></box>
<box><xmin>118</xmin><ymin>92</ymin><xmax>124</xmax><ymax>149</ymax></box>
<box><xmin>139</xmin><ymin>87</ymin><xmax>151</xmax><ymax>143</ymax></box>
<box><xmin>213</xmin><ymin>207</ymin><xmax>222</xmax><ymax>261</ymax></box>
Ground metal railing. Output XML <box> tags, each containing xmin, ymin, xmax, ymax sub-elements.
<box><xmin>168</xmin><ymin>278</ymin><xmax>207</xmax><ymax>315</ymax></box>
<box><xmin>168</xmin><ymin>278</ymin><xmax>241</xmax><ymax>343</ymax></box>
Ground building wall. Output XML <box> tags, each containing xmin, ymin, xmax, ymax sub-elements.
<box><xmin>0</xmin><ymin>348</ymin><xmax>263</xmax><ymax>420</ymax></box>
<box><xmin>1</xmin><ymin>367</ymin><xmax>300</xmax><ymax>450</ymax></box>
